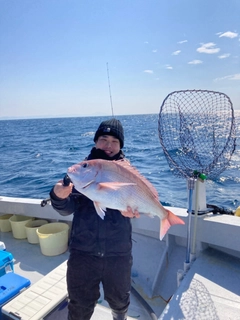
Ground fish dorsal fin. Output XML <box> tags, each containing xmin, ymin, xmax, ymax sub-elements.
<box><xmin>114</xmin><ymin>160</ymin><xmax>159</xmax><ymax>200</ymax></box>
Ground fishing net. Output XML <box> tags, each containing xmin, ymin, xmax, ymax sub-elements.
<box><xmin>158</xmin><ymin>90</ymin><xmax>236</xmax><ymax>180</ymax></box>
<box><xmin>158</xmin><ymin>90</ymin><xmax>236</xmax><ymax>263</ymax></box>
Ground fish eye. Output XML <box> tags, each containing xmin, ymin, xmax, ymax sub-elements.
<box><xmin>82</xmin><ymin>163</ymin><xmax>88</xmax><ymax>168</ymax></box>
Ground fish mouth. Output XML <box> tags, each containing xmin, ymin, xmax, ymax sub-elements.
<box><xmin>82</xmin><ymin>180</ymin><xmax>95</xmax><ymax>189</ymax></box>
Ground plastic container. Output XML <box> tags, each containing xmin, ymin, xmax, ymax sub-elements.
<box><xmin>0</xmin><ymin>251</ymin><xmax>14</xmax><ymax>277</ymax></box>
<box><xmin>0</xmin><ymin>242</ymin><xmax>6</xmax><ymax>251</ymax></box>
<box><xmin>0</xmin><ymin>214</ymin><xmax>13</xmax><ymax>232</ymax></box>
<box><xmin>235</xmin><ymin>206</ymin><xmax>240</xmax><ymax>217</ymax></box>
<box><xmin>25</xmin><ymin>219</ymin><xmax>49</xmax><ymax>244</ymax></box>
<box><xmin>0</xmin><ymin>272</ymin><xmax>30</xmax><ymax>320</ymax></box>
<box><xmin>37</xmin><ymin>222</ymin><xmax>69</xmax><ymax>256</ymax></box>
<box><xmin>44</xmin><ymin>298</ymin><xmax>68</xmax><ymax>319</ymax></box>
<box><xmin>9</xmin><ymin>215</ymin><xmax>33</xmax><ymax>239</ymax></box>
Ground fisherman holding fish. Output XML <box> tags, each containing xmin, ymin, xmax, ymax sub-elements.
<box><xmin>50</xmin><ymin>118</ymin><xmax>184</xmax><ymax>320</ymax></box>
<box><xmin>50</xmin><ymin>119</ymin><xmax>140</xmax><ymax>320</ymax></box>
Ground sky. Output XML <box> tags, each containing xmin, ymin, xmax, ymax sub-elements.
<box><xmin>0</xmin><ymin>0</ymin><xmax>240</xmax><ymax>119</ymax></box>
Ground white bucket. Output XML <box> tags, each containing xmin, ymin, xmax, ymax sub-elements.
<box><xmin>9</xmin><ymin>215</ymin><xmax>33</xmax><ymax>239</ymax></box>
<box><xmin>0</xmin><ymin>214</ymin><xmax>13</xmax><ymax>232</ymax></box>
<box><xmin>25</xmin><ymin>219</ymin><xmax>49</xmax><ymax>244</ymax></box>
<box><xmin>36</xmin><ymin>222</ymin><xmax>69</xmax><ymax>256</ymax></box>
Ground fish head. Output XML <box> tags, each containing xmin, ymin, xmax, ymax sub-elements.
<box><xmin>67</xmin><ymin>160</ymin><xmax>100</xmax><ymax>190</ymax></box>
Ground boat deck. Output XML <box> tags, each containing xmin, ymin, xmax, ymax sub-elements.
<box><xmin>160</xmin><ymin>247</ymin><xmax>240</xmax><ymax>320</ymax></box>
<box><xmin>1</xmin><ymin>200</ymin><xmax>240</xmax><ymax>319</ymax></box>
<box><xmin>0</xmin><ymin>232</ymin><xmax>154</xmax><ymax>319</ymax></box>
<box><xmin>2</xmin><ymin>230</ymin><xmax>240</xmax><ymax>320</ymax></box>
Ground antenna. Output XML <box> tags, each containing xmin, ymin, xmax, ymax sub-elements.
<box><xmin>106</xmin><ymin>62</ymin><xmax>114</xmax><ymax>117</ymax></box>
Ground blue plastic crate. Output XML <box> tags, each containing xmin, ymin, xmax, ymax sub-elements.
<box><xmin>0</xmin><ymin>252</ymin><xmax>13</xmax><ymax>277</ymax></box>
<box><xmin>0</xmin><ymin>272</ymin><xmax>31</xmax><ymax>319</ymax></box>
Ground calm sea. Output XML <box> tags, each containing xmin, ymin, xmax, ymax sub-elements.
<box><xmin>0</xmin><ymin>113</ymin><xmax>239</xmax><ymax>211</ymax></box>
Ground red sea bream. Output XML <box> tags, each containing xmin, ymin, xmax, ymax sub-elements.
<box><xmin>67</xmin><ymin>159</ymin><xmax>184</xmax><ymax>240</ymax></box>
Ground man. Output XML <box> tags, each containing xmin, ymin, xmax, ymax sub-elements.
<box><xmin>50</xmin><ymin>118</ymin><xmax>139</xmax><ymax>320</ymax></box>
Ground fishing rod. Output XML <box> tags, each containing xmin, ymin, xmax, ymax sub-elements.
<box><xmin>106</xmin><ymin>62</ymin><xmax>114</xmax><ymax>117</ymax></box>
<box><xmin>40</xmin><ymin>175</ymin><xmax>71</xmax><ymax>207</ymax></box>
<box><xmin>42</xmin><ymin>65</ymin><xmax>114</xmax><ymax>207</ymax></box>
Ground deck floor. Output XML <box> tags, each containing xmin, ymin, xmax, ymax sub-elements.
<box><xmin>2</xmin><ymin>223</ymin><xmax>240</xmax><ymax>319</ymax></box>
<box><xmin>0</xmin><ymin>231</ymin><xmax>154</xmax><ymax>319</ymax></box>
<box><xmin>159</xmin><ymin>247</ymin><xmax>240</xmax><ymax>320</ymax></box>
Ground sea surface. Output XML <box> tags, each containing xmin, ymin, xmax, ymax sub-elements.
<box><xmin>0</xmin><ymin>113</ymin><xmax>239</xmax><ymax>211</ymax></box>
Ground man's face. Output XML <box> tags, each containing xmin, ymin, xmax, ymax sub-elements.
<box><xmin>95</xmin><ymin>135</ymin><xmax>120</xmax><ymax>157</ymax></box>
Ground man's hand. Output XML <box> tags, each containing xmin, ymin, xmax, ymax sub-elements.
<box><xmin>53</xmin><ymin>180</ymin><xmax>73</xmax><ymax>199</ymax></box>
<box><xmin>121</xmin><ymin>206</ymin><xmax>140</xmax><ymax>218</ymax></box>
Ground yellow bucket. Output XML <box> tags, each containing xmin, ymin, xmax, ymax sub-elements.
<box><xmin>9</xmin><ymin>215</ymin><xmax>33</xmax><ymax>239</ymax></box>
<box><xmin>25</xmin><ymin>219</ymin><xmax>49</xmax><ymax>244</ymax></box>
<box><xmin>235</xmin><ymin>206</ymin><xmax>240</xmax><ymax>217</ymax></box>
<box><xmin>0</xmin><ymin>214</ymin><xmax>13</xmax><ymax>232</ymax></box>
<box><xmin>36</xmin><ymin>222</ymin><xmax>69</xmax><ymax>256</ymax></box>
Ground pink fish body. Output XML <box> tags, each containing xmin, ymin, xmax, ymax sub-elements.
<box><xmin>67</xmin><ymin>159</ymin><xmax>184</xmax><ymax>240</ymax></box>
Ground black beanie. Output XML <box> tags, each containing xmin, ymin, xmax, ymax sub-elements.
<box><xmin>93</xmin><ymin>118</ymin><xmax>124</xmax><ymax>148</ymax></box>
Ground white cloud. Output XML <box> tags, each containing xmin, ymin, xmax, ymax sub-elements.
<box><xmin>218</xmin><ymin>53</ymin><xmax>231</xmax><ymax>59</ymax></box>
<box><xmin>214</xmin><ymin>73</ymin><xmax>240</xmax><ymax>81</ymax></box>
<box><xmin>231</xmin><ymin>74</ymin><xmax>240</xmax><ymax>80</ymax></box>
<box><xmin>178</xmin><ymin>40</ymin><xmax>188</xmax><ymax>44</ymax></box>
<box><xmin>172</xmin><ymin>50</ymin><xmax>181</xmax><ymax>55</ymax></box>
<box><xmin>188</xmin><ymin>60</ymin><xmax>203</xmax><ymax>65</ymax></box>
<box><xmin>144</xmin><ymin>70</ymin><xmax>153</xmax><ymax>74</ymax></box>
<box><xmin>219</xmin><ymin>31</ymin><xmax>238</xmax><ymax>38</ymax></box>
<box><xmin>165</xmin><ymin>65</ymin><xmax>173</xmax><ymax>70</ymax></box>
<box><xmin>152</xmin><ymin>49</ymin><xmax>157</xmax><ymax>53</ymax></box>
<box><xmin>197</xmin><ymin>43</ymin><xmax>220</xmax><ymax>54</ymax></box>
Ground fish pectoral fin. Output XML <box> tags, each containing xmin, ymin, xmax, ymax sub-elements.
<box><xmin>98</xmin><ymin>182</ymin><xmax>136</xmax><ymax>191</ymax></box>
<box><xmin>93</xmin><ymin>202</ymin><xmax>106</xmax><ymax>219</ymax></box>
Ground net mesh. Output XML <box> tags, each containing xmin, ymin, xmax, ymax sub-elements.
<box><xmin>158</xmin><ymin>90</ymin><xmax>236</xmax><ymax>180</ymax></box>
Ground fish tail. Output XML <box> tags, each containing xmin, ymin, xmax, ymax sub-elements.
<box><xmin>160</xmin><ymin>209</ymin><xmax>185</xmax><ymax>240</ymax></box>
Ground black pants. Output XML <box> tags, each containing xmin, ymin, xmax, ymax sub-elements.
<box><xmin>67</xmin><ymin>251</ymin><xmax>132</xmax><ymax>320</ymax></box>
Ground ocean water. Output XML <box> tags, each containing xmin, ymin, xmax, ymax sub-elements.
<box><xmin>0</xmin><ymin>113</ymin><xmax>239</xmax><ymax>211</ymax></box>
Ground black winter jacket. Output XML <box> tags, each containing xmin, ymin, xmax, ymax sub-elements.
<box><xmin>50</xmin><ymin>148</ymin><xmax>132</xmax><ymax>257</ymax></box>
